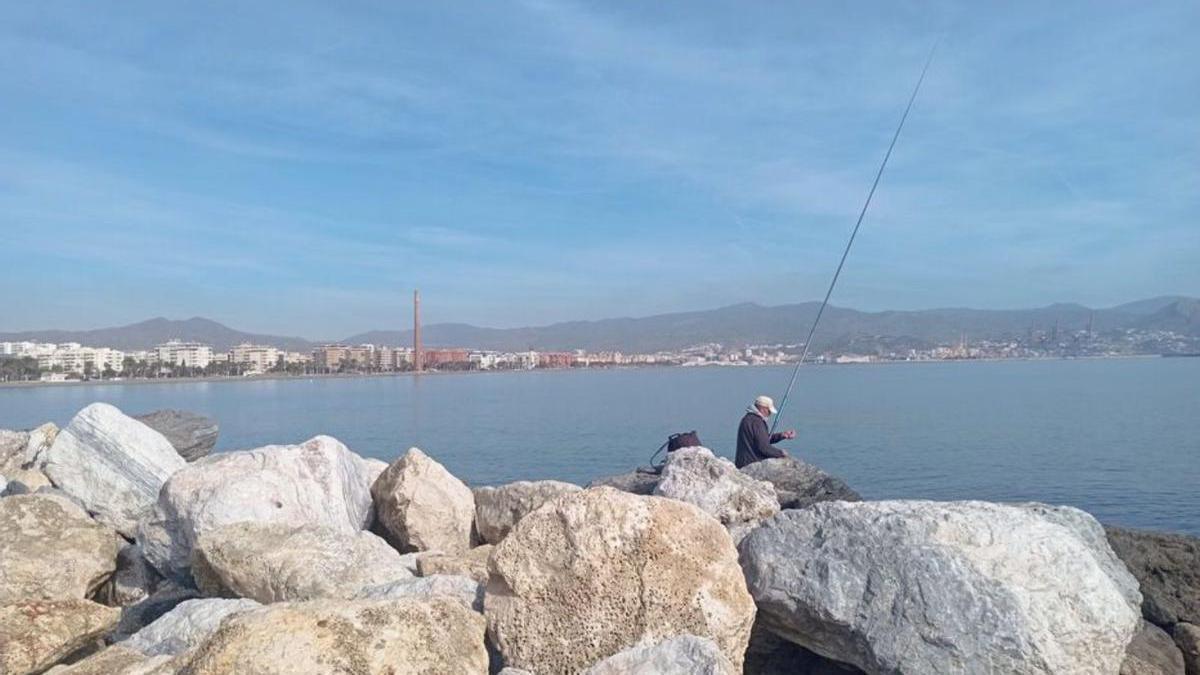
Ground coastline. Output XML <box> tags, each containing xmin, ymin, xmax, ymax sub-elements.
<box><xmin>0</xmin><ymin>353</ymin><xmax>1165</xmax><ymax>390</ymax></box>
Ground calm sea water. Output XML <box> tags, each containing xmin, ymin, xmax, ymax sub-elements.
<box><xmin>1</xmin><ymin>358</ymin><xmax>1196</xmax><ymax>535</ymax></box>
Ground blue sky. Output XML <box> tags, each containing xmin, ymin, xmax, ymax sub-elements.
<box><xmin>2</xmin><ymin>1</ymin><xmax>1197</xmax><ymax>338</ymax></box>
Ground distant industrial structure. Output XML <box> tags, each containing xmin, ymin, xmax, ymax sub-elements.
<box><xmin>413</xmin><ymin>289</ymin><xmax>423</xmax><ymax>373</ymax></box>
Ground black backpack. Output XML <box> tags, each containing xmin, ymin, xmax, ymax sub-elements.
<box><xmin>642</xmin><ymin>430</ymin><xmax>703</xmax><ymax>473</ymax></box>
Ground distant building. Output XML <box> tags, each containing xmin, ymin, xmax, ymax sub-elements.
<box><xmin>424</xmin><ymin>348</ymin><xmax>470</xmax><ymax>368</ymax></box>
<box><xmin>36</xmin><ymin>345</ymin><xmax>125</xmax><ymax>375</ymax></box>
<box><xmin>229</xmin><ymin>343</ymin><xmax>279</xmax><ymax>373</ymax></box>
<box><xmin>312</xmin><ymin>344</ymin><xmax>375</xmax><ymax>371</ymax></box>
<box><xmin>538</xmin><ymin>352</ymin><xmax>575</xmax><ymax>369</ymax></box>
<box><xmin>156</xmin><ymin>340</ymin><xmax>213</xmax><ymax>369</ymax></box>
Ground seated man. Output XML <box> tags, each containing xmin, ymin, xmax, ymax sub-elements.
<box><xmin>735</xmin><ymin>395</ymin><xmax>796</xmax><ymax>468</ymax></box>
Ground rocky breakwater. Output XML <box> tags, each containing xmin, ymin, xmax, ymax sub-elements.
<box><xmin>1</xmin><ymin>408</ymin><xmax>1199</xmax><ymax>674</ymax></box>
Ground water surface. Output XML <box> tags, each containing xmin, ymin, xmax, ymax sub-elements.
<box><xmin>1</xmin><ymin>358</ymin><xmax>1196</xmax><ymax>534</ymax></box>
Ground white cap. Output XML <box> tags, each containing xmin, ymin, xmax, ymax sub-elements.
<box><xmin>754</xmin><ymin>395</ymin><xmax>777</xmax><ymax>415</ymax></box>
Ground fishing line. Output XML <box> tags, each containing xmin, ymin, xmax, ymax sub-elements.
<box><xmin>771</xmin><ymin>40</ymin><xmax>941</xmax><ymax>434</ymax></box>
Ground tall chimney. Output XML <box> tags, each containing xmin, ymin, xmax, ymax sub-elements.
<box><xmin>413</xmin><ymin>289</ymin><xmax>423</xmax><ymax>373</ymax></box>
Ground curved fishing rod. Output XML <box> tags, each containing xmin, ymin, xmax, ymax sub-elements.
<box><xmin>771</xmin><ymin>42</ymin><xmax>940</xmax><ymax>435</ymax></box>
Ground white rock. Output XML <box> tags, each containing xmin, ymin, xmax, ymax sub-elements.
<box><xmin>485</xmin><ymin>487</ymin><xmax>756</xmax><ymax>673</ymax></box>
<box><xmin>355</xmin><ymin>574</ymin><xmax>484</xmax><ymax>611</ymax></box>
<box><xmin>583</xmin><ymin>635</ymin><xmax>737</xmax><ymax>675</ymax></box>
<box><xmin>170</xmin><ymin>597</ymin><xmax>488</xmax><ymax>674</ymax></box>
<box><xmin>473</xmin><ymin>479</ymin><xmax>581</xmax><ymax>544</ymax></box>
<box><xmin>43</xmin><ymin>403</ymin><xmax>185</xmax><ymax>537</ymax></box>
<box><xmin>0</xmin><ymin>493</ymin><xmax>121</xmax><ymax>603</ymax></box>
<box><xmin>192</xmin><ymin>522</ymin><xmax>414</xmax><ymax>603</ymax></box>
<box><xmin>371</xmin><ymin>447</ymin><xmax>475</xmax><ymax>554</ymax></box>
<box><xmin>137</xmin><ymin>435</ymin><xmax>380</xmax><ymax>581</ymax></box>
<box><xmin>652</xmin><ymin>447</ymin><xmax>778</xmax><ymax>536</ymax></box>
<box><xmin>739</xmin><ymin>500</ymin><xmax>1143</xmax><ymax>675</ymax></box>
<box><xmin>126</xmin><ymin>598</ymin><xmax>261</xmax><ymax>656</ymax></box>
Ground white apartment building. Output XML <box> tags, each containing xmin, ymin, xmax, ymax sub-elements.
<box><xmin>229</xmin><ymin>343</ymin><xmax>279</xmax><ymax>373</ymax></box>
<box><xmin>36</xmin><ymin>345</ymin><xmax>125</xmax><ymax>375</ymax></box>
<box><xmin>156</xmin><ymin>340</ymin><xmax>213</xmax><ymax>369</ymax></box>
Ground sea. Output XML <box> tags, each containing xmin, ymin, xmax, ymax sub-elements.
<box><xmin>1</xmin><ymin>357</ymin><xmax>1197</xmax><ymax>535</ymax></box>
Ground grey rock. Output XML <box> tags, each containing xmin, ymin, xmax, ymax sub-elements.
<box><xmin>0</xmin><ymin>473</ymin><xmax>6</xmax><ymax>496</ymax></box>
<box><xmin>586</xmin><ymin>469</ymin><xmax>660</xmax><ymax>495</ymax></box>
<box><xmin>43</xmin><ymin>403</ymin><xmax>185</xmax><ymax>537</ymax></box>
<box><xmin>110</xmin><ymin>584</ymin><xmax>200</xmax><ymax>644</ymax></box>
<box><xmin>191</xmin><ymin>522</ymin><xmax>414</xmax><ymax>603</ymax></box>
<box><xmin>473</xmin><ymin>480</ymin><xmax>581</xmax><ymax>544</ymax></box>
<box><xmin>1175</xmin><ymin>623</ymin><xmax>1200</xmax><ymax>675</ymax></box>
<box><xmin>1107</xmin><ymin>526</ymin><xmax>1200</xmax><ymax>627</ymax></box>
<box><xmin>137</xmin><ymin>435</ymin><xmax>380</xmax><ymax>581</ymax></box>
<box><xmin>96</xmin><ymin>543</ymin><xmax>163</xmax><ymax>607</ymax></box>
<box><xmin>355</xmin><ymin>574</ymin><xmax>484</xmax><ymax>611</ymax></box>
<box><xmin>1122</xmin><ymin>621</ymin><xmax>1186</xmax><ymax>675</ymax></box>
<box><xmin>741</xmin><ymin>457</ymin><xmax>860</xmax><ymax>509</ymax></box>
<box><xmin>0</xmin><ymin>493</ymin><xmax>121</xmax><ymax>603</ymax></box>
<box><xmin>497</xmin><ymin>669</ymin><xmax>534</xmax><ymax>675</ymax></box>
<box><xmin>134</xmin><ymin>410</ymin><xmax>218</xmax><ymax>462</ymax></box>
<box><xmin>652</xmin><ymin>447</ymin><xmax>778</xmax><ymax>533</ymax></box>
<box><xmin>582</xmin><ymin>635</ymin><xmax>736</xmax><ymax>674</ymax></box>
<box><xmin>126</xmin><ymin>598</ymin><xmax>260</xmax><ymax>656</ymax></box>
<box><xmin>740</xmin><ymin>500</ymin><xmax>1142</xmax><ymax>675</ymax></box>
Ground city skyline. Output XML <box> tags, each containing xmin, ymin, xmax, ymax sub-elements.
<box><xmin>2</xmin><ymin>2</ymin><xmax>1198</xmax><ymax>336</ymax></box>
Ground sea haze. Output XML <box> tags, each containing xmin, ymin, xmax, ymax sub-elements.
<box><xmin>0</xmin><ymin>358</ymin><xmax>1196</xmax><ymax>535</ymax></box>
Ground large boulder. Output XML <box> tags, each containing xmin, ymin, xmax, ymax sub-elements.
<box><xmin>1122</xmin><ymin>621</ymin><xmax>1186</xmax><ymax>675</ymax></box>
<box><xmin>740</xmin><ymin>501</ymin><xmax>1142</xmax><ymax>675</ymax></box>
<box><xmin>109</xmin><ymin>584</ymin><xmax>200</xmax><ymax>644</ymax></box>
<box><xmin>0</xmin><ymin>599</ymin><xmax>121</xmax><ymax>675</ymax></box>
<box><xmin>171</xmin><ymin>597</ymin><xmax>488</xmax><ymax>674</ymax></box>
<box><xmin>137</xmin><ymin>435</ymin><xmax>381</xmax><ymax>581</ymax></box>
<box><xmin>582</xmin><ymin>635</ymin><xmax>735</xmax><ymax>675</ymax></box>
<box><xmin>134</xmin><ymin>410</ymin><xmax>219</xmax><ymax>462</ymax></box>
<box><xmin>0</xmin><ymin>494</ymin><xmax>120</xmax><ymax>603</ymax></box>
<box><xmin>43</xmin><ymin>403</ymin><xmax>185</xmax><ymax>537</ymax></box>
<box><xmin>741</xmin><ymin>457</ymin><xmax>861</xmax><ymax>509</ymax></box>
<box><xmin>125</xmin><ymin>598</ymin><xmax>261</xmax><ymax>656</ymax></box>
<box><xmin>587</xmin><ymin>469</ymin><xmax>660</xmax><ymax>495</ymax></box>
<box><xmin>485</xmin><ymin>487</ymin><xmax>755</xmax><ymax>673</ymax></box>
<box><xmin>417</xmin><ymin>545</ymin><xmax>493</xmax><ymax>584</ymax></box>
<box><xmin>743</xmin><ymin>623</ymin><xmax>863</xmax><ymax>674</ymax></box>
<box><xmin>42</xmin><ymin>645</ymin><xmax>169</xmax><ymax>675</ymax></box>
<box><xmin>1175</xmin><ymin>623</ymin><xmax>1200</xmax><ymax>675</ymax></box>
<box><xmin>652</xmin><ymin>447</ymin><xmax>778</xmax><ymax>538</ymax></box>
<box><xmin>371</xmin><ymin>447</ymin><xmax>475</xmax><ymax>554</ymax></box>
<box><xmin>355</xmin><ymin>574</ymin><xmax>484</xmax><ymax>612</ymax></box>
<box><xmin>474</xmin><ymin>480</ymin><xmax>581</xmax><ymax>544</ymax></box>
<box><xmin>191</xmin><ymin>522</ymin><xmax>413</xmax><ymax>603</ymax></box>
<box><xmin>1107</xmin><ymin>526</ymin><xmax>1200</xmax><ymax>627</ymax></box>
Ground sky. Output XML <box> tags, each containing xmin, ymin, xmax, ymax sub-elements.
<box><xmin>1</xmin><ymin>1</ymin><xmax>1197</xmax><ymax>339</ymax></box>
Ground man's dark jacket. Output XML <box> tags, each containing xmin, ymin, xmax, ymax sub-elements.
<box><xmin>735</xmin><ymin>411</ymin><xmax>787</xmax><ymax>468</ymax></box>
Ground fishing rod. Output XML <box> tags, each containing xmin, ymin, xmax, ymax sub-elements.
<box><xmin>771</xmin><ymin>41</ymin><xmax>940</xmax><ymax>435</ymax></box>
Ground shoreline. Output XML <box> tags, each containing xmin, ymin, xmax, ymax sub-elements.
<box><xmin>0</xmin><ymin>353</ymin><xmax>1167</xmax><ymax>390</ymax></box>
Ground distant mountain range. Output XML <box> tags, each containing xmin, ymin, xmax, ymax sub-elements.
<box><xmin>1</xmin><ymin>296</ymin><xmax>1196</xmax><ymax>353</ymax></box>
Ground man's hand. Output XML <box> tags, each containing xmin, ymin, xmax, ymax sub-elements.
<box><xmin>782</xmin><ymin>429</ymin><xmax>797</xmax><ymax>440</ymax></box>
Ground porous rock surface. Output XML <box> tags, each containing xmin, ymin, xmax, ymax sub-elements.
<box><xmin>582</xmin><ymin>635</ymin><xmax>736</xmax><ymax>675</ymax></box>
<box><xmin>371</xmin><ymin>447</ymin><xmax>475</xmax><ymax>554</ymax></box>
<box><xmin>652</xmin><ymin>447</ymin><xmax>778</xmax><ymax>532</ymax></box>
<box><xmin>172</xmin><ymin>597</ymin><xmax>488</xmax><ymax>674</ymax></box>
<box><xmin>125</xmin><ymin>597</ymin><xmax>261</xmax><ymax>656</ymax></box>
<box><xmin>485</xmin><ymin>487</ymin><xmax>755</xmax><ymax>673</ymax></box>
<box><xmin>1107</xmin><ymin>526</ymin><xmax>1200</xmax><ymax>627</ymax></box>
<box><xmin>1121</xmin><ymin>621</ymin><xmax>1186</xmax><ymax>675</ymax></box>
<box><xmin>740</xmin><ymin>500</ymin><xmax>1142</xmax><ymax>675</ymax></box>
<box><xmin>473</xmin><ymin>479</ymin><xmax>581</xmax><ymax>544</ymax></box>
<box><xmin>1174</xmin><ymin>623</ymin><xmax>1200</xmax><ymax>675</ymax></box>
<box><xmin>0</xmin><ymin>493</ymin><xmax>120</xmax><ymax>603</ymax></box>
<box><xmin>191</xmin><ymin>522</ymin><xmax>413</xmax><ymax>602</ymax></box>
<box><xmin>741</xmin><ymin>456</ymin><xmax>861</xmax><ymax>509</ymax></box>
<box><xmin>43</xmin><ymin>645</ymin><xmax>169</xmax><ymax>675</ymax></box>
<box><xmin>354</xmin><ymin>574</ymin><xmax>484</xmax><ymax>612</ymax></box>
<box><xmin>43</xmin><ymin>403</ymin><xmax>185</xmax><ymax>537</ymax></box>
<box><xmin>133</xmin><ymin>409</ymin><xmax>219</xmax><ymax>462</ymax></box>
<box><xmin>0</xmin><ymin>599</ymin><xmax>121</xmax><ymax>675</ymax></box>
<box><xmin>137</xmin><ymin>434</ymin><xmax>381</xmax><ymax>580</ymax></box>
<box><xmin>416</xmin><ymin>544</ymin><xmax>493</xmax><ymax>584</ymax></box>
